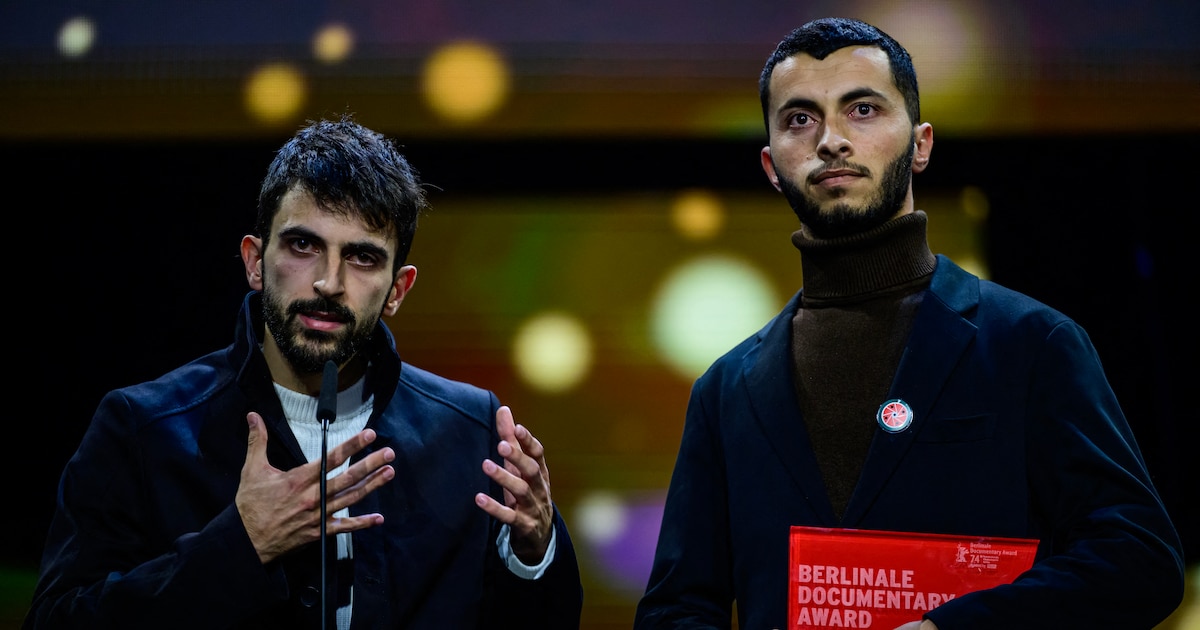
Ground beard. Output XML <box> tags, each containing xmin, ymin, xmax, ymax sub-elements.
<box><xmin>777</xmin><ymin>137</ymin><xmax>915</xmax><ymax>239</ymax></box>
<box><xmin>260</xmin><ymin>280</ymin><xmax>380</xmax><ymax>375</ymax></box>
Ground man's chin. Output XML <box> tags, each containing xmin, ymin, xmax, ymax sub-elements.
<box><xmin>802</xmin><ymin>205</ymin><xmax>889</xmax><ymax>237</ymax></box>
<box><xmin>283</xmin><ymin>353</ymin><xmax>339</xmax><ymax>376</ymax></box>
<box><xmin>282</xmin><ymin>339</ymin><xmax>341</xmax><ymax>368</ymax></box>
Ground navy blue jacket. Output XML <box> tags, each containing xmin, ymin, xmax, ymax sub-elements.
<box><xmin>25</xmin><ymin>292</ymin><xmax>583</xmax><ymax>629</ymax></box>
<box><xmin>635</xmin><ymin>255</ymin><xmax>1183</xmax><ymax>629</ymax></box>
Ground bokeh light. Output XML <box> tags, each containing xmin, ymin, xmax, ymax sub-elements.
<box><xmin>56</xmin><ymin>16</ymin><xmax>96</xmax><ymax>59</ymax></box>
<box><xmin>865</xmin><ymin>1</ymin><xmax>1000</xmax><ymax>129</ymax></box>
<box><xmin>670</xmin><ymin>189</ymin><xmax>725</xmax><ymax>241</ymax></box>
<box><xmin>575</xmin><ymin>490</ymin><xmax>665</xmax><ymax>596</ymax></box>
<box><xmin>313</xmin><ymin>22</ymin><xmax>355</xmax><ymax>64</ymax></box>
<box><xmin>650</xmin><ymin>254</ymin><xmax>781</xmax><ymax>380</ymax></box>
<box><xmin>576</xmin><ymin>490</ymin><xmax>627</xmax><ymax>545</ymax></box>
<box><xmin>244</xmin><ymin>62</ymin><xmax>307</xmax><ymax>125</ymax></box>
<box><xmin>512</xmin><ymin>310</ymin><xmax>593</xmax><ymax>394</ymax></box>
<box><xmin>421</xmin><ymin>41</ymin><xmax>511</xmax><ymax>125</ymax></box>
<box><xmin>960</xmin><ymin>185</ymin><xmax>990</xmax><ymax>222</ymax></box>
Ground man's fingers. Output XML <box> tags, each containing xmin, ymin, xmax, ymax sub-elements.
<box><xmin>514</xmin><ymin>424</ymin><xmax>549</xmax><ymax>480</ymax></box>
<box><xmin>514</xmin><ymin>423</ymin><xmax>543</xmax><ymax>459</ymax></box>
<box><xmin>498</xmin><ymin>438</ymin><xmax>541</xmax><ymax>482</ymax></box>
<box><xmin>325</xmin><ymin>428</ymin><xmax>378</xmax><ymax>470</ymax></box>
<box><xmin>243</xmin><ymin>412</ymin><xmax>268</xmax><ymax>467</ymax></box>
<box><xmin>326</xmin><ymin>513</ymin><xmax>386</xmax><ymax>535</ymax></box>
<box><xmin>474</xmin><ymin>491</ymin><xmax>511</xmax><ymax>524</ymax></box>
<box><xmin>501</xmin><ymin>424</ymin><xmax>550</xmax><ymax>488</ymax></box>
<box><xmin>326</xmin><ymin>446</ymin><xmax>395</xmax><ymax>495</ymax></box>
<box><xmin>326</xmin><ymin>464</ymin><xmax>395</xmax><ymax>515</ymax></box>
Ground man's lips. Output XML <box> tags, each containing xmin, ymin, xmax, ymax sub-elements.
<box><xmin>812</xmin><ymin>169</ymin><xmax>864</xmax><ymax>186</ymax></box>
<box><xmin>298</xmin><ymin>312</ymin><xmax>345</xmax><ymax>332</ymax></box>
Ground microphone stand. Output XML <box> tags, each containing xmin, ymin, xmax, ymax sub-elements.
<box><xmin>317</xmin><ymin>360</ymin><xmax>338</xmax><ymax>630</ymax></box>
<box><xmin>320</xmin><ymin>418</ymin><xmax>329</xmax><ymax>630</ymax></box>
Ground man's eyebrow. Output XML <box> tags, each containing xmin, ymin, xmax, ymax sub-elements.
<box><xmin>278</xmin><ymin>225</ymin><xmax>392</xmax><ymax>262</ymax></box>
<box><xmin>342</xmin><ymin>241</ymin><xmax>391</xmax><ymax>263</ymax></box>
<box><xmin>838</xmin><ymin>87</ymin><xmax>889</xmax><ymax>106</ymax></box>
<box><xmin>780</xmin><ymin>96</ymin><xmax>820</xmax><ymax>113</ymax></box>
<box><xmin>779</xmin><ymin>87</ymin><xmax>890</xmax><ymax>114</ymax></box>
<box><xmin>278</xmin><ymin>225</ymin><xmax>323</xmax><ymax>244</ymax></box>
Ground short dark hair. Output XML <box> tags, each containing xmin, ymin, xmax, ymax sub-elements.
<box><xmin>256</xmin><ymin>114</ymin><xmax>428</xmax><ymax>270</ymax></box>
<box><xmin>759</xmin><ymin>17</ymin><xmax>920</xmax><ymax>131</ymax></box>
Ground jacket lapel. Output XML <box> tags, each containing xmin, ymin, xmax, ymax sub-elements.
<box><xmin>842</xmin><ymin>255</ymin><xmax>979</xmax><ymax>524</ymax></box>
<box><xmin>745</xmin><ymin>292</ymin><xmax>840</xmax><ymax>525</ymax></box>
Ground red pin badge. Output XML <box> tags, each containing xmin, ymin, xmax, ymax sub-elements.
<box><xmin>876</xmin><ymin>399</ymin><xmax>913</xmax><ymax>433</ymax></box>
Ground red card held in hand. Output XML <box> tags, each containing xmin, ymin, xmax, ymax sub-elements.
<box><xmin>788</xmin><ymin>526</ymin><xmax>1037</xmax><ymax>629</ymax></box>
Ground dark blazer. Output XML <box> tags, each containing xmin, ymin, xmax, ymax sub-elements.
<box><xmin>635</xmin><ymin>255</ymin><xmax>1183</xmax><ymax>629</ymax></box>
<box><xmin>25</xmin><ymin>292</ymin><xmax>583</xmax><ymax>630</ymax></box>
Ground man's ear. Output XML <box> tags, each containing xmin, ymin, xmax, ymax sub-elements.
<box><xmin>760</xmin><ymin>146</ymin><xmax>783</xmax><ymax>192</ymax></box>
<box><xmin>912</xmin><ymin>122</ymin><xmax>933</xmax><ymax>173</ymax></box>
<box><xmin>382</xmin><ymin>265</ymin><xmax>418</xmax><ymax>316</ymax></box>
<box><xmin>241</xmin><ymin>235</ymin><xmax>264</xmax><ymax>290</ymax></box>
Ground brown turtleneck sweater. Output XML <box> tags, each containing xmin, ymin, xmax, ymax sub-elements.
<box><xmin>790</xmin><ymin>210</ymin><xmax>937</xmax><ymax>520</ymax></box>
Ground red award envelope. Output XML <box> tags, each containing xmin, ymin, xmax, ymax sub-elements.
<box><xmin>789</xmin><ymin>526</ymin><xmax>1038</xmax><ymax>629</ymax></box>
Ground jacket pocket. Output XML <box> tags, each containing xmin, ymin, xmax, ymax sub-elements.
<box><xmin>915</xmin><ymin>413</ymin><xmax>995</xmax><ymax>443</ymax></box>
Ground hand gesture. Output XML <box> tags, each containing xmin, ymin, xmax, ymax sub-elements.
<box><xmin>235</xmin><ymin>411</ymin><xmax>396</xmax><ymax>564</ymax></box>
<box><xmin>474</xmin><ymin>406</ymin><xmax>553</xmax><ymax>565</ymax></box>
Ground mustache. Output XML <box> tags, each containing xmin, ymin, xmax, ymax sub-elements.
<box><xmin>808</xmin><ymin>160</ymin><xmax>870</xmax><ymax>184</ymax></box>
<box><xmin>287</xmin><ymin>296</ymin><xmax>356</xmax><ymax>324</ymax></box>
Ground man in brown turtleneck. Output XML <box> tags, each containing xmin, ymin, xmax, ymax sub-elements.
<box><xmin>635</xmin><ymin>17</ymin><xmax>1183</xmax><ymax>630</ymax></box>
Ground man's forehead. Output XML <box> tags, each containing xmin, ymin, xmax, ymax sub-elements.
<box><xmin>772</xmin><ymin>46</ymin><xmax>894</xmax><ymax>98</ymax></box>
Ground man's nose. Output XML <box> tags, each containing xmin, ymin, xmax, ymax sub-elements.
<box><xmin>313</xmin><ymin>257</ymin><xmax>345</xmax><ymax>297</ymax></box>
<box><xmin>816</xmin><ymin>121</ymin><xmax>852</xmax><ymax>159</ymax></box>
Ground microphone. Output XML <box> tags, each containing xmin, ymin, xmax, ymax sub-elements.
<box><xmin>317</xmin><ymin>359</ymin><xmax>337</xmax><ymax>630</ymax></box>
<box><xmin>318</xmin><ymin>359</ymin><xmax>338</xmax><ymax>424</ymax></box>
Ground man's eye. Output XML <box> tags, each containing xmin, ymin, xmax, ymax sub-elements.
<box><xmin>852</xmin><ymin>103</ymin><xmax>875</xmax><ymax>117</ymax></box>
<box><xmin>790</xmin><ymin>113</ymin><xmax>813</xmax><ymax>126</ymax></box>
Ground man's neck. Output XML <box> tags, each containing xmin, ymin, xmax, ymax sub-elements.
<box><xmin>792</xmin><ymin>210</ymin><xmax>936</xmax><ymax>301</ymax></box>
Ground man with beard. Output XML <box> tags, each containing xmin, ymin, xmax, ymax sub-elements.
<box><xmin>24</xmin><ymin>115</ymin><xmax>583</xmax><ymax>630</ymax></box>
<box><xmin>634</xmin><ymin>17</ymin><xmax>1183</xmax><ymax>630</ymax></box>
